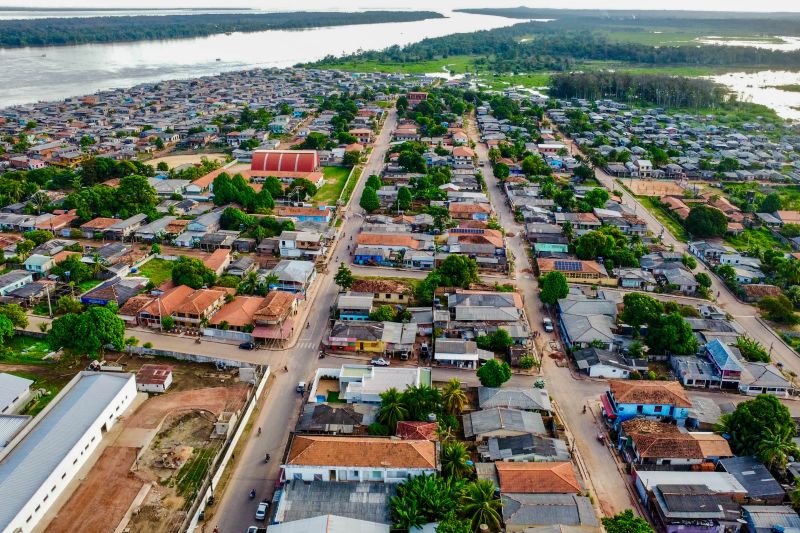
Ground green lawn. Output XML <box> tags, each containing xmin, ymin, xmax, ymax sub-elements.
<box><xmin>136</xmin><ymin>258</ymin><xmax>174</xmax><ymax>286</ymax></box>
<box><xmin>725</xmin><ymin>227</ymin><xmax>789</xmax><ymax>252</ymax></box>
<box><xmin>313</xmin><ymin>166</ymin><xmax>352</xmax><ymax>206</ymax></box>
<box><xmin>77</xmin><ymin>279</ymin><xmax>103</xmax><ymax>293</ymax></box>
<box><xmin>319</xmin><ymin>55</ymin><xmax>478</xmax><ymax>74</ymax></box>
<box><xmin>341</xmin><ymin>167</ymin><xmax>363</xmax><ymax>205</ymax></box>
<box><xmin>0</xmin><ymin>336</ymin><xmax>55</xmax><ymax>365</ymax></box>
<box><xmin>636</xmin><ymin>195</ymin><xmax>689</xmax><ymax>242</ymax></box>
<box><xmin>326</xmin><ymin>391</ymin><xmax>346</xmax><ymax>403</ymax></box>
<box><xmin>477</xmin><ymin>72</ymin><xmax>551</xmax><ymax>91</ymax></box>
<box><xmin>7</xmin><ymin>370</ymin><xmax>62</xmax><ymax>416</ymax></box>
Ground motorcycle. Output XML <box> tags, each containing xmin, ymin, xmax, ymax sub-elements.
<box><xmin>249</xmin><ymin>489</ymin><xmax>256</xmax><ymax>499</ymax></box>
<box><xmin>195</xmin><ymin>338</ymin><xmax>201</xmax><ymax>344</ymax></box>
<box><xmin>264</xmin><ymin>453</ymin><xmax>271</xmax><ymax>463</ymax></box>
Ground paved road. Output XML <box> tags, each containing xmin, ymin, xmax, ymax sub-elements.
<box><xmin>207</xmin><ymin>109</ymin><xmax>399</xmax><ymax>533</ymax></box>
<box><xmin>560</xmin><ymin>135</ymin><xmax>800</xmax><ymax>378</ymax></box>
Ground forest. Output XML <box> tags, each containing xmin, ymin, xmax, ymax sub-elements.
<box><xmin>309</xmin><ymin>21</ymin><xmax>800</xmax><ymax>73</ymax></box>
<box><xmin>0</xmin><ymin>11</ymin><xmax>443</xmax><ymax>48</ymax></box>
<box><xmin>548</xmin><ymin>72</ymin><xmax>731</xmax><ymax>109</ymax></box>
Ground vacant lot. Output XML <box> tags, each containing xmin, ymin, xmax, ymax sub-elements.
<box><xmin>137</xmin><ymin>258</ymin><xmax>175</xmax><ymax>287</ymax></box>
<box><xmin>148</xmin><ymin>153</ymin><xmax>226</xmax><ymax>169</ymax></box>
<box><xmin>624</xmin><ymin>179</ymin><xmax>686</xmax><ymax>196</ymax></box>
<box><xmin>0</xmin><ymin>336</ymin><xmax>56</xmax><ymax>365</ymax></box>
<box><xmin>313</xmin><ymin>166</ymin><xmax>352</xmax><ymax>206</ymax></box>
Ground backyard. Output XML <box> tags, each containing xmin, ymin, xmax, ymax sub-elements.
<box><xmin>0</xmin><ymin>335</ymin><xmax>56</xmax><ymax>365</ymax></box>
<box><xmin>632</xmin><ymin>195</ymin><xmax>688</xmax><ymax>242</ymax></box>
<box><xmin>313</xmin><ymin>166</ymin><xmax>352</xmax><ymax>206</ymax></box>
<box><xmin>136</xmin><ymin>258</ymin><xmax>175</xmax><ymax>287</ymax></box>
<box><xmin>725</xmin><ymin>227</ymin><xmax>789</xmax><ymax>252</ymax></box>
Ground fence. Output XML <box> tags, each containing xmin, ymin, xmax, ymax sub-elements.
<box><xmin>125</xmin><ymin>345</ymin><xmax>246</xmax><ymax>367</ymax></box>
<box><xmin>183</xmin><ymin>365</ymin><xmax>271</xmax><ymax>533</ymax></box>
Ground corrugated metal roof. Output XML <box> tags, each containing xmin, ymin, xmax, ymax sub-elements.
<box><xmin>0</xmin><ymin>415</ymin><xmax>29</xmax><ymax>448</ymax></box>
<box><xmin>0</xmin><ymin>373</ymin><xmax>33</xmax><ymax>412</ymax></box>
<box><xmin>0</xmin><ymin>372</ymin><xmax>135</xmax><ymax>530</ymax></box>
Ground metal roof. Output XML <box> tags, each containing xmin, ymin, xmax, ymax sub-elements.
<box><xmin>0</xmin><ymin>373</ymin><xmax>33</xmax><ymax>412</ymax></box>
<box><xmin>706</xmin><ymin>339</ymin><xmax>744</xmax><ymax>373</ymax></box>
<box><xmin>0</xmin><ymin>372</ymin><xmax>135</xmax><ymax>530</ymax></box>
<box><xmin>502</xmin><ymin>494</ymin><xmax>598</xmax><ymax>527</ymax></box>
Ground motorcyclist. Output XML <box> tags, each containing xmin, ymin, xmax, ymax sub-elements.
<box><xmin>257</xmin><ymin>427</ymin><xmax>261</xmax><ymax>436</ymax></box>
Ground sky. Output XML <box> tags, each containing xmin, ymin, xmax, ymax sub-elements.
<box><xmin>3</xmin><ymin>0</ymin><xmax>800</xmax><ymax>13</ymax></box>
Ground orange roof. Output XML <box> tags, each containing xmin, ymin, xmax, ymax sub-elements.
<box><xmin>449</xmin><ymin>203</ymin><xmax>492</xmax><ymax>214</ymax></box>
<box><xmin>254</xmin><ymin>290</ymin><xmax>296</xmax><ymax>322</ymax></box>
<box><xmin>345</xmin><ymin>143</ymin><xmax>364</xmax><ymax>152</ymax></box>
<box><xmin>173</xmin><ymin>288</ymin><xmax>227</xmax><ymax>315</ymax></box>
<box><xmin>452</xmin><ymin>146</ymin><xmax>475</xmax><ymax>158</ymax></box>
<box><xmin>209</xmin><ymin>296</ymin><xmax>265</xmax><ymax>327</ymax></box>
<box><xmin>141</xmin><ymin>285</ymin><xmax>195</xmax><ymax>316</ymax></box>
<box><xmin>119</xmin><ymin>294</ymin><xmax>156</xmax><ymax>317</ymax></box>
<box><xmin>274</xmin><ymin>206</ymin><xmax>331</xmax><ymax>218</ymax></box>
<box><xmin>286</xmin><ymin>435</ymin><xmax>437</xmax><ymax>469</ymax></box>
<box><xmin>203</xmin><ymin>248</ymin><xmax>230</xmax><ymax>272</ymax></box>
<box><xmin>495</xmin><ymin>462</ymin><xmax>581</xmax><ymax>494</ymax></box>
<box><xmin>51</xmin><ymin>250</ymin><xmax>81</xmax><ymax>264</ymax></box>
<box><xmin>691</xmin><ymin>433</ymin><xmax>734</xmax><ymax>458</ymax></box>
<box><xmin>80</xmin><ymin>217</ymin><xmax>118</xmax><ymax>230</ymax></box>
<box><xmin>537</xmin><ymin>258</ymin><xmax>606</xmax><ymax>276</ymax></box>
<box><xmin>609</xmin><ymin>380</ymin><xmax>692</xmax><ymax>408</ymax></box>
<box><xmin>396</xmin><ymin>421</ymin><xmax>438</xmax><ymax>441</ymax></box>
<box><xmin>37</xmin><ymin>211</ymin><xmax>78</xmax><ymax>230</ymax></box>
<box><xmin>356</xmin><ymin>233</ymin><xmax>420</xmax><ymax>249</ymax></box>
<box><xmin>777</xmin><ymin>210</ymin><xmax>800</xmax><ymax>224</ymax></box>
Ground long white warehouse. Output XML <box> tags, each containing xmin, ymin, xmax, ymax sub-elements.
<box><xmin>0</xmin><ymin>371</ymin><xmax>137</xmax><ymax>533</ymax></box>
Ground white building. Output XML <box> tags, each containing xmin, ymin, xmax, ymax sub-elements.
<box><xmin>0</xmin><ymin>373</ymin><xmax>33</xmax><ymax>414</ymax></box>
<box><xmin>0</xmin><ymin>372</ymin><xmax>137</xmax><ymax>533</ymax></box>
<box><xmin>309</xmin><ymin>365</ymin><xmax>432</xmax><ymax>404</ymax></box>
<box><xmin>282</xmin><ymin>435</ymin><xmax>437</xmax><ymax>483</ymax></box>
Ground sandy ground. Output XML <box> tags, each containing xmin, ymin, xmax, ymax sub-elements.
<box><xmin>148</xmin><ymin>153</ymin><xmax>226</xmax><ymax>169</ymax></box>
<box><xmin>47</xmin><ymin>447</ymin><xmax>144</xmax><ymax>533</ymax></box>
<box><xmin>622</xmin><ymin>178</ymin><xmax>686</xmax><ymax>196</ymax></box>
<box><xmin>127</xmin><ymin>385</ymin><xmax>248</xmax><ymax>429</ymax></box>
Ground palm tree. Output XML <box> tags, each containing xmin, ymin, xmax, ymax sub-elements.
<box><xmin>441</xmin><ymin>441</ymin><xmax>472</xmax><ymax>479</ymax></box>
<box><xmin>239</xmin><ymin>271</ymin><xmax>259</xmax><ymax>295</ymax></box>
<box><xmin>441</xmin><ymin>379</ymin><xmax>468</xmax><ymax>415</ymax></box>
<box><xmin>403</xmin><ymin>385</ymin><xmax>442</xmax><ymax>421</ymax></box>
<box><xmin>391</xmin><ymin>496</ymin><xmax>424</xmax><ymax>530</ymax></box>
<box><xmin>757</xmin><ymin>426</ymin><xmax>797</xmax><ymax>474</ymax></box>
<box><xmin>461</xmin><ymin>479</ymin><xmax>502</xmax><ymax>531</ymax></box>
<box><xmin>378</xmin><ymin>388</ymin><xmax>408</xmax><ymax>433</ymax></box>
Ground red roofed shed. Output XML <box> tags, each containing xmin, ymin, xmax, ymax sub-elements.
<box><xmin>251</xmin><ymin>150</ymin><xmax>319</xmax><ymax>173</ymax></box>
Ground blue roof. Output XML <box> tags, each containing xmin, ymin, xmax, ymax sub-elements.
<box><xmin>707</xmin><ymin>339</ymin><xmax>744</xmax><ymax>372</ymax></box>
<box><xmin>0</xmin><ymin>372</ymin><xmax>134</xmax><ymax>530</ymax></box>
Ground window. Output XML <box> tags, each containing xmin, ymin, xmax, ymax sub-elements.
<box><xmin>313</xmin><ymin>474</ymin><xmax>322</xmax><ymax>481</ymax></box>
<box><xmin>35</xmin><ymin>505</ymin><xmax>41</xmax><ymax>512</ymax></box>
<box><xmin>26</xmin><ymin>516</ymin><xmax>32</xmax><ymax>523</ymax></box>
<box><xmin>43</xmin><ymin>495</ymin><xmax>48</xmax><ymax>502</ymax></box>
<box><xmin>293</xmin><ymin>473</ymin><xmax>302</xmax><ymax>481</ymax></box>
<box><xmin>372</xmin><ymin>471</ymin><xmax>382</xmax><ymax>480</ymax></box>
<box><xmin>72</xmin><ymin>459</ymin><xmax>78</xmax><ymax>465</ymax></box>
<box><xmin>61</xmin><ymin>473</ymin><xmax>66</xmax><ymax>479</ymax></box>
<box><xmin>654</xmin><ymin>405</ymin><xmax>663</xmax><ymax>413</ymax></box>
<box><xmin>51</xmin><ymin>485</ymin><xmax>56</xmax><ymax>492</ymax></box>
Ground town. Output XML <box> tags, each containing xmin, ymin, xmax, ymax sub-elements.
<box><xmin>1</xmin><ymin>65</ymin><xmax>800</xmax><ymax>533</ymax></box>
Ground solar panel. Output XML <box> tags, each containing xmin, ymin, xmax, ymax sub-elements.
<box><xmin>555</xmin><ymin>260</ymin><xmax>583</xmax><ymax>272</ymax></box>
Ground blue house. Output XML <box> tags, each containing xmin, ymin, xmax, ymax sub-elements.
<box><xmin>336</xmin><ymin>292</ymin><xmax>374</xmax><ymax>321</ymax></box>
<box><xmin>354</xmin><ymin>246</ymin><xmax>392</xmax><ymax>267</ymax></box>
<box><xmin>601</xmin><ymin>380</ymin><xmax>692</xmax><ymax>428</ymax></box>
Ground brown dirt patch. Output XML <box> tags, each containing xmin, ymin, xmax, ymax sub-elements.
<box><xmin>46</xmin><ymin>447</ymin><xmax>144</xmax><ymax>533</ymax></box>
<box><xmin>126</xmin><ymin>385</ymin><xmax>249</xmax><ymax>429</ymax></box>
<box><xmin>625</xmin><ymin>179</ymin><xmax>685</xmax><ymax>196</ymax></box>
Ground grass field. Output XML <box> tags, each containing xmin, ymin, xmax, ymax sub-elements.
<box><xmin>636</xmin><ymin>195</ymin><xmax>689</xmax><ymax>242</ymax></box>
<box><xmin>725</xmin><ymin>227</ymin><xmax>789</xmax><ymax>252</ymax></box>
<box><xmin>770</xmin><ymin>84</ymin><xmax>800</xmax><ymax>93</ymax></box>
<box><xmin>136</xmin><ymin>258</ymin><xmax>174</xmax><ymax>286</ymax></box>
<box><xmin>341</xmin><ymin>167</ymin><xmax>363</xmax><ymax>205</ymax></box>
<box><xmin>77</xmin><ymin>279</ymin><xmax>103</xmax><ymax>293</ymax></box>
<box><xmin>8</xmin><ymin>369</ymin><xmax>62</xmax><ymax>416</ymax></box>
<box><xmin>320</xmin><ymin>55</ymin><xmax>478</xmax><ymax>75</ymax></box>
<box><xmin>313</xmin><ymin>166</ymin><xmax>352</xmax><ymax>206</ymax></box>
<box><xmin>0</xmin><ymin>336</ymin><xmax>55</xmax><ymax>365</ymax></box>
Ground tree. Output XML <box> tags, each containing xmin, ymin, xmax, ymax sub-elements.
<box><xmin>55</xmin><ymin>295</ymin><xmax>83</xmax><ymax>315</ymax></box>
<box><xmin>757</xmin><ymin>426</ymin><xmax>797</xmax><ymax>473</ymax></box>
<box><xmin>48</xmin><ymin>306</ymin><xmax>125</xmax><ymax>357</ymax></box>
<box><xmin>760</xmin><ymin>193</ymin><xmax>782</xmax><ymax>213</ymax></box>
<box><xmin>402</xmin><ymin>385</ymin><xmax>442</xmax><ymax>421</ymax></box>
<box><xmin>584</xmin><ymin>187</ymin><xmax>610</xmax><ymax>209</ymax></box>
<box><xmin>441</xmin><ymin>378</ymin><xmax>467</xmax><ymax>415</ymax></box>
<box><xmin>334</xmin><ymin>263</ymin><xmax>354</xmax><ymax>290</ymax></box>
<box><xmin>602</xmin><ymin>510</ymin><xmax>654</xmax><ymax>533</ymax></box>
<box><xmin>369</xmin><ymin>305</ymin><xmax>396</xmax><ymax>322</ymax></box>
<box><xmin>620</xmin><ymin>293</ymin><xmax>664</xmax><ymax>330</ymax></box>
<box><xmin>436</xmin><ymin>512</ymin><xmax>472</xmax><ymax>533</ymax></box>
<box><xmin>493</xmin><ymin>162</ymin><xmax>509</xmax><ymax>180</ymax></box>
<box><xmin>476</xmin><ymin>359</ymin><xmax>511</xmax><ymax>387</ymax></box>
<box><xmin>161</xmin><ymin>316</ymin><xmax>175</xmax><ymax>330</ymax></box>
<box><xmin>171</xmin><ymin>256</ymin><xmax>216</xmax><ymax>289</ymax></box>
<box><xmin>685</xmin><ymin>205</ymin><xmax>728</xmax><ymax>238</ymax></box>
<box><xmin>645</xmin><ymin>313</ymin><xmax>698</xmax><ymax>355</ymax></box>
<box><xmin>735</xmin><ymin>336</ymin><xmax>770</xmax><ymax>363</ymax></box>
<box><xmin>440</xmin><ymin>441</ymin><xmax>472</xmax><ymax>479</ymax></box>
<box><xmin>759</xmin><ymin>295</ymin><xmax>800</xmax><ymax>325</ymax></box>
<box><xmin>397</xmin><ymin>186</ymin><xmax>412</xmax><ymax>211</ymax></box>
<box><xmin>695</xmin><ymin>272</ymin><xmax>712</xmax><ymax>289</ymax></box>
<box><xmin>683</xmin><ymin>254</ymin><xmax>697</xmax><ymax>270</ymax></box>
<box><xmin>0</xmin><ymin>303</ymin><xmax>28</xmax><ymax>328</ymax></box>
<box><xmin>156</xmin><ymin>161</ymin><xmax>169</xmax><ymax>172</ymax></box>
<box><xmin>151</xmin><ymin>243</ymin><xmax>161</xmax><ymax>255</ymax></box>
<box><xmin>477</xmin><ymin>328</ymin><xmax>513</xmax><ymax>353</ymax></box>
<box><xmin>359</xmin><ymin>186</ymin><xmax>380</xmax><ymax>212</ymax></box>
<box><xmin>540</xmin><ymin>271</ymin><xmax>569</xmax><ymax>305</ymax></box>
<box><xmin>23</xmin><ymin>229</ymin><xmax>52</xmax><ymax>246</ymax></box>
<box><xmin>398</xmin><ymin>150</ymin><xmax>427</xmax><ymax>173</ymax></box>
<box><xmin>0</xmin><ymin>315</ymin><xmax>14</xmax><ymax>346</ymax></box>
<box><xmin>437</xmin><ymin>254</ymin><xmax>479</xmax><ymax>288</ymax></box>
<box><xmin>14</xmin><ymin>239</ymin><xmax>34</xmax><ymax>260</ymax></box>
<box><xmin>365</xmin><ymin>174</ymin><xmax>382</xmax><ymax>190</ymax></box>
<box><xmin>116</xmin><ymin>174</ymin><xmax>158</xmax><ymax>217</ymax></box>
<box><xmin>717</xmin><ymin>394</ymin><xmax>798</xmax><ymax>459</ymax></box>
<box><xmin>377</xmin><ymin>387</ymin><xmax>408</xmax><ymax>433</ymax></box>
<box><xmin>461</xmin><ymin>479</ymin><xmax>503</xmax><ymax>531</ymax></box>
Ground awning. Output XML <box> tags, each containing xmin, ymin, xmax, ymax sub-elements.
<box><xmin>600</xmin><ymin>393</ymin><xmax>617</xmax><ymax>419</ymax></box>
<box><xmin>253</xmin><ymin>319</ymin><xmax>294</xmax><ymax>340</ymax></box>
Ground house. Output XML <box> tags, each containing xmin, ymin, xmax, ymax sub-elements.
<box><xmin>80</xmin><ymin>276</ymin><xmax>148</xmax><ymax>307</ymax></box>
<box><xmin>349</xmin><ymin>128</ymin><xmax>374</xmax><ymax>145</ymax></box>
<box><xmin>350</xmin><ymin>279</ymin><xmax>412</xmax><ymax>304</ymax></box>
<box><xmin>252</xmin><ymin>290</ymin><xmax>298</xmax><ymax>343</ymax></box>
<box><xmin>104</xmin><ymin>214</ymin><xmax>147</xmax><ymax>240</ymax></box>
<box><xmin>479</xmin><ymin>434</ymin><xmax>570</xmax><ymax>462</ymax></box>
<box><xmin>279</xmin><ymin>230</ymin><xmax>325</xmax><ymax>259</ymax></box>
<box><xmin>537</xmin><ymin>258</ymin><xmax>608</xmax><ymax>281</ymax></box>
<box><xmin>171</xmin><ymin>288</ymin><xmax>228</xmax><ymax>330</ymax></box>
<box><xmin>559</xmin><ymin>312</ymin><xmax>616</xmax><ymax>350</ymax></box>
<box><xmin>79</xmin><ymin>217</ymin><xmax>118</xmax><ymax>238</ymax></box>
<box><xmin>208</xmin><ymin>296</ymin><xmax>265</xmax><ymax>333</ymax></box>
<box><xmin>226</xmin><ymin>256</ymin><xmax>256</xmax><ymax>278</ymax></box>
<box><xmin>478</xmin><ymin>387</ymin><xmax>552</xmax><ymax>413</ymax></box>
<box><xmin>601</xmin><ymin>380</ymin><xmax>693</xmax><ymax>427</ymax></box>
<box><xmin>134</xmin><ymin>216</ymin><xmax>176</xmax><ymax>242</ymax></box>
<box><xmin>434</xmin><ymin>339</ymin><xmax>492</xmax><ymax>369</ymax></box>
<box><xmin>662</xmin><ymin>269</ymin><xmax>699</xmax><ymax>294</ymax></box>
<box><xmin>463</xmin><ymin>408</ymin><xmax>546</xmax><ymax>441</ymax></box>
<box><xmin>187</xmin><ymin>209</ymin><xmax>222</xmax><ymax>234</ymax></box>
<box><xmin>407</xmin><ymin>92</ymin><xmax>428</xmax><ymax>107</ymax></box>
<box><xmin>282</xmin><ymin>435</ymin><xmax>437</xmax><ymax>483</ymax></box>
<box><xmin>328</xmin><ymin>321</ymin><xmax>385</xmax><ymax>353</ymax></box>
<box><xmin>615</xmin><ymin>268</ymin><xmax>657</xmax><ymax>291</ymax></box>
<box><xmin>617</xmin><ymin>418</ymin><xmax>732</xmax><ymax>466</ymax></box>
<box><xmin>312</xmin><ymin>365</ymin><xmax>431</xmax><ymax>404</ymax></box>
<box><xmin>573</xmin><ymin>347</ymin><xmax>644</xmax><ymax>379</ymax></box>
<box><xmin>494</xmin><ymin>462</ymin><xmax>583</xmax><ymax>494</ymax></box>
<box><xmin>199</xmin><ymin>231</ymin><xmax>238</xmax><ymax>252</ymax></box>
<box><xmin>706</xmin><ymin>339</ymin><xmax>744</xmax><ymax>389</ymax></box>
<box><xmin>501</xmin><ymin>494</ymin><xmax>599</xmax><ymax>532</ymax></box>
<box><xmin>633</xmin><ymin>470</ymin><xmax>748</xmax><ymax>504</ymax></box>
<box><xmin>739</xmin><ymin>362</ymin><xmax>791</xmax><ymax>397</ymax></box>
<box><xmin>719</xmin><ymin>456</ymin><xmax>785</xmax><ymax>504</ymax></box>
<box><xmin>23</xmin><ymin>254</ymin><xmax>55</xmax><ymax>277</ymax></box>
<box><xmin>269</xmin><ymin>260</ymin><xmax>317</xmax><ymax>294</ymax></box>
<box><xmin>203</xmin><ymin>248</ymin><xmax>231</xmax><ymax>276</ymax></box>
<box><xmin>267</xmin><ymin>515</ymin><xmax>389</xmax><ymax>533</ymax></box>
<box><xmin>649</xmin><ymin>484</ymin><xmax>743</xmax><ymax>533</ymax></box>
<box><xmin>336</xmin><ymin>292</ymin><xmax>374</xmax><ymax>321</ymax></box>
<box><xmin>0</xmin><ymin>373</ymin><xmax>33</xmax><ymax>414</ymax></box>
<box><xmin>689</xmin><ymin>241</ymin><xmax>732</xmax><ymax>262</ymax></box>
<box><xmin>742</xmin><ymin>506</ymin><xmax>800</xmax><ymax>533</ymax></box>
<box><xmin>297</xmin><ymin>404</ymin><xmax>365</xmax><ymax>434</ymax></box>
<box><xmin>0</xmin><ymin>270</ymin><xmax>33</xmax><ymax>297</ymax></box>
<box><xmin>135</xmin><ymin>364</ymin><xmax>173</xmax><ymax>393</ymax></box>
<box><xmin>448</xmin><ymin>290</ymin><xmax>523</xmax><ymax>323</ymax></box>
<box><xmin>273</xmin><ymin>206</ymin><xmax>331</xmax><ymax>224</ymax></box>
<box><xmin>449</xmin><ymin>202</ymin><xmax>492</xmax><ymax>221</ymax></box>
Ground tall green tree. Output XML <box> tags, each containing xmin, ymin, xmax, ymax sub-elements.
<box><xmin>645</xmin><ymin>312</ymin><xmax>698</xmax><ymax>355</ymax></box>
<box><xmin>440</xmin><ymin>441</ymin><xmax>472</xmax><ymax>479</ymax></box>
<box><xmin>602</xmin><ymin>510</ymin><xmax>654</xmax><ymax>533</ymax></box>
<box><xmin>0</xmin><ymin>315</ymin><xmax>14</xmax><ymax>346</ymax></box>
<box><xmin>476</xmin><ymin>359</ymin><xmax>511</xmax><ymax>387</ymax></box>
<box><xmin>717</xmin><ymin>394</ymin><xmax>798</xmax><ymax>458</ymax></box>
<box><xmin>334</xmin><ymin>263</ymin><xmax>354</xmax><ymax>290</ymax></box>
<box><xmin>171</xmin><ymin>256</ymin><xmax>216</xmax><ymax>289</ymax></box>
<box><xmin>540</xmin><ymin>271</ymin><xmax>569</xmax><ymax>304</ymax></box>
<box><xmin>620</xmin><ymin>293</ymin><xmax>664</xmax><ymax>330</ymax></box>
<box><xmin>461</xmin><ymin>479</ymin><xmax>503</xmax><ymax>531</ymax></box>
<box><xmin>360</xmin><ymin>186</ymin><xmax>380</xmax><ymax>212</ymax></box>
<box><xmin>377</xmin><ymin>387</ymin><xmax>408</xmax><ymax>433</ymax></box>
<box><xmin>441</xmin><ymin>378</ymin><xmax>468</xmax><ymax>415</ymax></box>
<box><xmin>685</xmin><ymin>205</ymin><xmax>728</xmax><ymax>238</ymax></box>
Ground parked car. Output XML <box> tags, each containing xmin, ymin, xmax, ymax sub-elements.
<box><xmin>239</xmin><ymin>341</ymin><xmax>256</xmax><ymax>350</ymax></box>
<box><xmin>542</xmin><ymin>317</ymin><xmax>554</xmax><ymax>332</ymax></box>
<box><xmin>296</xmin><ymin>381</ymin><xmax>306</xmax><ymax>393</ymax></box>
<box><xmin>255</xmin><ymin>501</ymin><xmax>269</xmax><ymax>521</ymax></box>
<box><xmin>370</xmin><ymin>357</ymin><xmax>390</xmax><ymax>367</ymax></box>
<box><xmin>247</xmin><ymin>527</ymin><xmax>267</xmax><ymax>533</ymax></box>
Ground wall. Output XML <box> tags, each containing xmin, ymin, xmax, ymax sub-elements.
<box><xmin>282</xmin><ymin>465</ymin><xmax>433</xmax><ymax>483</ymax></box>
<box><xmin>125</xmin><ymin>345</ymin><xmax>245</xmax><ymax>367</ymax></box>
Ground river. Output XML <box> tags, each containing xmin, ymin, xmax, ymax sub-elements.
<box><xmin>0</xmin><ymin>10</ymin><xmax>518</xmax><ymax>107</ymax></box>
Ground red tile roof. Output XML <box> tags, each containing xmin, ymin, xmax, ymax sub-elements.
<box><xmin>396</xmin><ymin>421</ymin><xmax>438</xmax><ymax>441</ymax></box>
<box><xmin>495</xmin><ymin>462</ymin><xmax>582</xmax><ymax>494</ymax></box>
<box><xmin>251</xmin><ymin>150</ymin><xmax>319</xmax><ymax>173</ymax></box>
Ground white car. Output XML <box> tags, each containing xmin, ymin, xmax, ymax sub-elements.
<box><xmin>255</xmin><ymin>501</ymin><xmax>269</xmax><ymax>521</ymax></box>
<box><xmin>542</xmin><ymin>317</ymin><xmax>554</xmax><ymax>332</ymax></box>
<box><xmin>370</xmin><ymin>357</ymin><xmax>390</xmax><ymax>367</ymax></box>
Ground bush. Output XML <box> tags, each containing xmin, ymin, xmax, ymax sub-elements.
<box><xmin>476</xmin><ymin>359</ymin><xmax>512</xmax><ymax>387</ymax></box>
<box><xmin>143</xmin><ymin>341</ymin><xmax>153</xmax><ymax>349</ymax></box>
<box><xmin>367</xmin><ymin>422</ymin><xmax>390</xmax><ymax>436</ymax></box>
<box><xmin>518</xmin><ymin>356</ymin><xmax>535</xmax><ymax>369</ymax></box>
